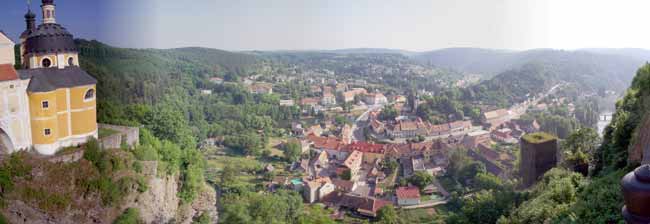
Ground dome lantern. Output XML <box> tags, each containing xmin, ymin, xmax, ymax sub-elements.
<box><xmin>621</xmin><ymin>164</ymin><xmax>650</xmax><ymax>223</ymax></box>
<box><xmin>41</xmin><ymin>0</ymin><xmax>56</xmax><ymax>24</ymax></box>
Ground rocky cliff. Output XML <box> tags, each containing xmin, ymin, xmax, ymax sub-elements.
<box><xmin>0</xmin><ymin>150</ymin><xmax>217</xmax><ymax>224</ymax></box>
<box><xmin>125</xmin><ymin>162</ymin><xmax>218</xmax><ymax>224</ymax></box>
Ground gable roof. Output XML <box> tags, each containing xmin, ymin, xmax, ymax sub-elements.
<box><xmin>483</xmin><ymin>109</ymin><xmax>509</xmax><ymax>120</ymax></box>
<box><xmin>308</xmin><ymin>134</ymin><xmax>344</xmax><ymax>150</ymax></box>
<box><xmin>344</xmin><ymin>141</ymin><xmax>385</xmax><ymax>154</ymax></box>
<box><xmin>0</xmin><ymin>31</ymin><xmax>14</xmax><ymax>45</ymax></box>
<box><xmin>0</xmin><ymin>64</ymin><xmax>19</xmax><ymax>82</ymax></box>
<box><xmin>396</xmin><ymin>186</ymin><xmax>420</xmax><ymax>199</ymax></box>
<box><xmin>18</xmin><ymin>67</ymin><xmax>97</xmax><ymax>92</ymax></box>
<box><xmin>320</xmin><ymin>192</ymin><xmax>389</xmax><ymax>214</ymax></box>
<box><xmin>343</xmin><ymin>150</ymin><xmax>363</xmax><ymax>169</ymax></box>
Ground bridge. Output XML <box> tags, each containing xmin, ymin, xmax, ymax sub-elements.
<box><xmin>599</xmin><ymin>113</ymin><xmax>613</xmax><ymax>122</ymax></box>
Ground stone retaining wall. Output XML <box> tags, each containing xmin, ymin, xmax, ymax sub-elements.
<box><xmin>98</xmin><ymin>124</ymin><xmax>140</xmax><ymax>149</ymax></box>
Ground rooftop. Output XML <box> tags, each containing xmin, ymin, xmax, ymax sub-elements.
<box><xmin>396</xmin><ymin>186</ymin><xmax>420</xmax><ymax>199</ymax></box>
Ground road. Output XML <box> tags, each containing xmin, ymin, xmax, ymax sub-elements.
<box><xmin>350</xmin><ymin>104</ymin><xmax>384</xmax><ymax>142</ymax></box>
<box><xmin>507</xmin><ymin>83</ymin><xmax>563</xmax><ymax>120</ymax></box>
<box><xmin>401</xmin><ymin>200</ymin><xmax>449</xmax><ymax>209</ymax></box>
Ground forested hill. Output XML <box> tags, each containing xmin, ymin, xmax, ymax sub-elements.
<box><xmin>463</xmin><ymin>63</ymin><xmax>557</xmax><ymax>106</ymax></box>
<box><xmin>414</xmin><ymin>48</ymin><xmax>648</xmax><ymax>92</ymax></box>
<box><xmin>77</xmin><ymin>39</ymin><xmax>259</xmax><ymax>104</ymax></box>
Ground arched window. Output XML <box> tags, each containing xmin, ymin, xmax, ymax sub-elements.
<box><xmin>84</xmin><ymin>89</ymin><xmax>95</xmax><ymax>101</ymax></box>
<box><xmin>42</xmin><ymin>58</ymin><xmax>51</xmax><ymax>68</ymax></box>
<box><xmin>68</xmin><ymin>57</ymin><xmax>74</xmax><ymax>66</ymax></box>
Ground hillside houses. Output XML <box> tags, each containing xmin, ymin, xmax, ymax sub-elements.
<box><xmin>383</xmin><ymin>140</ymin><xmax>449</xmax><ymax>161</ymax></box>
<box><xmin>341</xmin><ymin>88</ymin><xmax>368</xmax><ymax>103</ymax></box>
<box><xmin>304</xmin><ymin>177</ymin><xmax>336</xmax><ymax>203</ymax></box>
<box><xmin>343</xmin><ymin>142</ymin><xmax>385</xmax><ymax>164</ymax></box>
<box><xmin>341</xmin><ymin>150</ymin><xmax>363</xmax><ymax>181</ymax></box>
<box><xmin>249</xmin><ymin>82</ymin><xmax>273</xmax><ymax>94</ymax></box>
<box><xmin>481</xmin><ymin>109</ymin><xmax>509</xmax><ymax>130</ymax></box>
<box><xmin>321</xmin><ymin>192</ymin><xmax>390</xmax><ymax>217</ymax></box>
<box><xmin>382</xmin><ymin>118</ymin><xmax>473</xmax><ymax>139</ymax></box>
<box><xmin>364</xmin><ymin>93</ymin><xmax>388</xmax><ymax>105</ymax></box>
<box><xmin>463</xmin><ymin>130</ymin><xmax>491</xmax><ymax>149</ymax></box>
<box><xmin>396</xmin><ymin>186</ymin><xmax>421</xmax><ymax>206</ymax></box>
<box><xmin>321</xmin><ymin>92</ymin><xmax>337</xmax><ymax>105</ymax></box>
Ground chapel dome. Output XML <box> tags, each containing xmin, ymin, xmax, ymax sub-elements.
<box><xmin>23</xmin><ymin>23</ymin><xmax>77</xmax><ymax>54</ymax></box>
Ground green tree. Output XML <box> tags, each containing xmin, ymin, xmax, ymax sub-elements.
<box><xmin>283</xmin><ymin>140</ymin><xmax>302</xmax><ymax>162</ymax></box>
<box><xmin>409</xmin><ymin>171</ymin><xmax>434</xmax><ymax>189</ymax></box>
<box><xmin>458</xmin><ymin>162</ymin><xmax>486</xmax><ymax>184</ymax></box>
<box><xmin>377</xmin><ymin>205</ymin><xmax>399</xmax><ymax>224</ymax></box>
<box><xmin>340</xmin><ymin>169</ymin><xmax>352</xmax><ymax>181</ymax></box>
<box><xmin>561</xmin><ymin>128</ymin><xmax>601</xmax><ymax>173</ymax></box>
<box><xmin>380</xmin><ymin>105</ymin><xmax>399</xmax><ymax>121</ymax></box>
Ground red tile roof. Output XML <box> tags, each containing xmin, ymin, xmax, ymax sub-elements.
<box><xmin>320</xmin><ymin>192</ymin><xmax>389</xmax><ymax>215</ymax></box>
<box><xmin>344</xmin><ymin>141</ymin><xmax>385</xmax><ymax>154</ymax></box>
<box><xmin>301</xmin><ymin>97</ymin><xmax>320</xmax><ymax>105</ymax></box>
<box><xmin>396</xmin><ymin>186</ymin><xmax>420</xmax><ymax>199</ymax></box>
<box><xmin>343</xmin><ymin>150</ymin><xmax>363</xmax><ymax>169</ymax></box>
<box><xmin>0</xmin><ymin>64</ymin><xmax>18</xmax><ymax>81</ymax></box>
<box><xmin>308</xmin><ymin>134</ymin><xmax>344</xmax><ymax>150</ymax></box>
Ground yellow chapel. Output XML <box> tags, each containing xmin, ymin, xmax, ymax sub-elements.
<box><xmin>0</xmin><ymin>0</ymin><xmax>97</xmax><ymax>155</ymax></box>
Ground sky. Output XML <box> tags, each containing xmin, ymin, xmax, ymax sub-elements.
<box><xmin>2</xmin><ymin>0</ymin><xmax>650</xmax><ymax>51</ymax></box>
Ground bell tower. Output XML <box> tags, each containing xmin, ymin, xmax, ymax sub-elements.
<box><xmin>41</xmin><ymin>0</ymin><xmax>56</xmax><ymax>24</ymax></box>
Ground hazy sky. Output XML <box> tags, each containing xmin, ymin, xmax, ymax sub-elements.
<box><xmin>3</xmin><ymin>0</ymin><xmax>650</xmax><ymax>51</ymax></box>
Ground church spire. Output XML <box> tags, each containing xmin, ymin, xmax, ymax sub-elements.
<box><xmin>41</xmin><ymin>0</ymin><xmax>56</xmax><ymax>24</ymax></box>
<box><xmin>24</xmin><ymin>10</ymin><xmax>36</xmax><ymax>31</ymax></box>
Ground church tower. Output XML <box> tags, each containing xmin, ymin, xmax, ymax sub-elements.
<box><xmin>41</xmin><ymin>0</ymin><xmax>56</xmax><ymax>24</ymax></box>
<box><xmin>21</xmin><ymin>0</ymin><xmax>79</xmax><ymax>70</ymax></box>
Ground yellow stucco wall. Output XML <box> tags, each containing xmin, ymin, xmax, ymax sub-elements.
<box><xmin>70</xmin><ymin>85</ymin><xmax>95</xmax><ymax>109</ymax></box>
<box><xmin>28</xmin><ymin>53</ymin><xmax>79</xmax><ymax>68</ymax></box>
<box><xmin>70</xmin><ymin>85</ymin><xmax>97</xmax><ymax>135</ymax></box>
<box><xmin>30</xmin><ymin>118</ymin><xmax>57</xmax><ymax>145</ymax></box>
<box><xmin>57</xmin><ymin>113</ymin><xmax>69</xmax><ymax>138</ymax></box>
<box><xmin>33</xmin><ymin>55</ymin><xmax>57</xmax><ymax>68</ymax></box>
<box><xmin>29</xmin><ymin>92</ymin><xmax>57</xmax><ymax>118</ymax></box>
<box><xmin>28</xmin><ymin>85</ymin><xmax>96</xmax><ymax>145</ymax></box>
<box><xmin>71</xmin><ymin>108</ymin><xmax>96</xmax><ymax>135</ymax></box>
<box><xmin>56</xmin><ymin>88</ymin><xmax>67</xmax><ymax>112</ymax></box>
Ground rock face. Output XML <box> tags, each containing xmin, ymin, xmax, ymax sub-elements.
<box><xmin>2</xmin><ymin>159</ymin><xmax>218</xmax><ymax>224</ymax></box>
<box><xmin>630</xmin><ymin>116</ymin><xmax>650</xmax><ymax>165</ymax></box>
<box><xmin>128</xmin><ymin>172</ymin><xmax>218</xmax><ymax>224</ymax></box>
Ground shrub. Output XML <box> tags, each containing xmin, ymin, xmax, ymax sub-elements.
<box><xmin>193</xmin><ymin>212</ymin><xmax>211</xmax><ymax>224</ymax></box>
<box><xmin>132</xmin><ymin>145</ymin><xmax>158</xmax><ymax>161</ymax></box>
<box><xmin>136</xmin><ymin>176</ymin><xmax>148</xmax><ymax>193</ymax></box>
<box><xmin>114</xmin><ymin>208</ymin><xmax>142</xmax><ymax>224</ymax></box>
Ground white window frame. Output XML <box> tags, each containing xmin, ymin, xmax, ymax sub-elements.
<box><xmin>44</xmin><ymin>128</ymin><xmax>51</xmax><ymax>136</ymax></box>
<box><xmin>42</xmin><ymin>57</ymin><xmax>52</xmax><ymax>68</ymax></box>
<box><xmin>83</xmin><ymin>88</ymin><xmax>95</xmax><ymax>102</ymax></box>
<box><xmin>42</xmin><ymin>100</ymin><xmax>49</xmax><ymax>109</ymax></box>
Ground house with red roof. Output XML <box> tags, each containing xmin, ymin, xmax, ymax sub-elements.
<box><xmin>344</xmin><ymin>141</ymin><xmax>385</xmax><ymax>164</ymax></box>
<box><xmin>396</xmin><ymin>186</ymin><xmax>421</xmax><ymax>206</ymax></box>
<box><xmin>320</xmin><ymin>192</ymin><xmax>390</xmax><ymax>217</ymax></box>
<box><xmin>342</xmin><ymin>150</ymin><xmax>363</xmax><ymax>181</ymax></box>
<box><xmin>384</xmin><ymin>140</ymin><xmax>449</xmax><ymax>160</ymax></box>
<box><xmin>307</xmin><ymin>134</ymin><xmax>347</xmax><ymax>159</ymax></box>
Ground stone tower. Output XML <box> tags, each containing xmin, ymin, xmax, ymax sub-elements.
<box><xmin>520</xmin><ymin>132</ymin><xmax>558</xmax><ymax>188</ymax></box>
